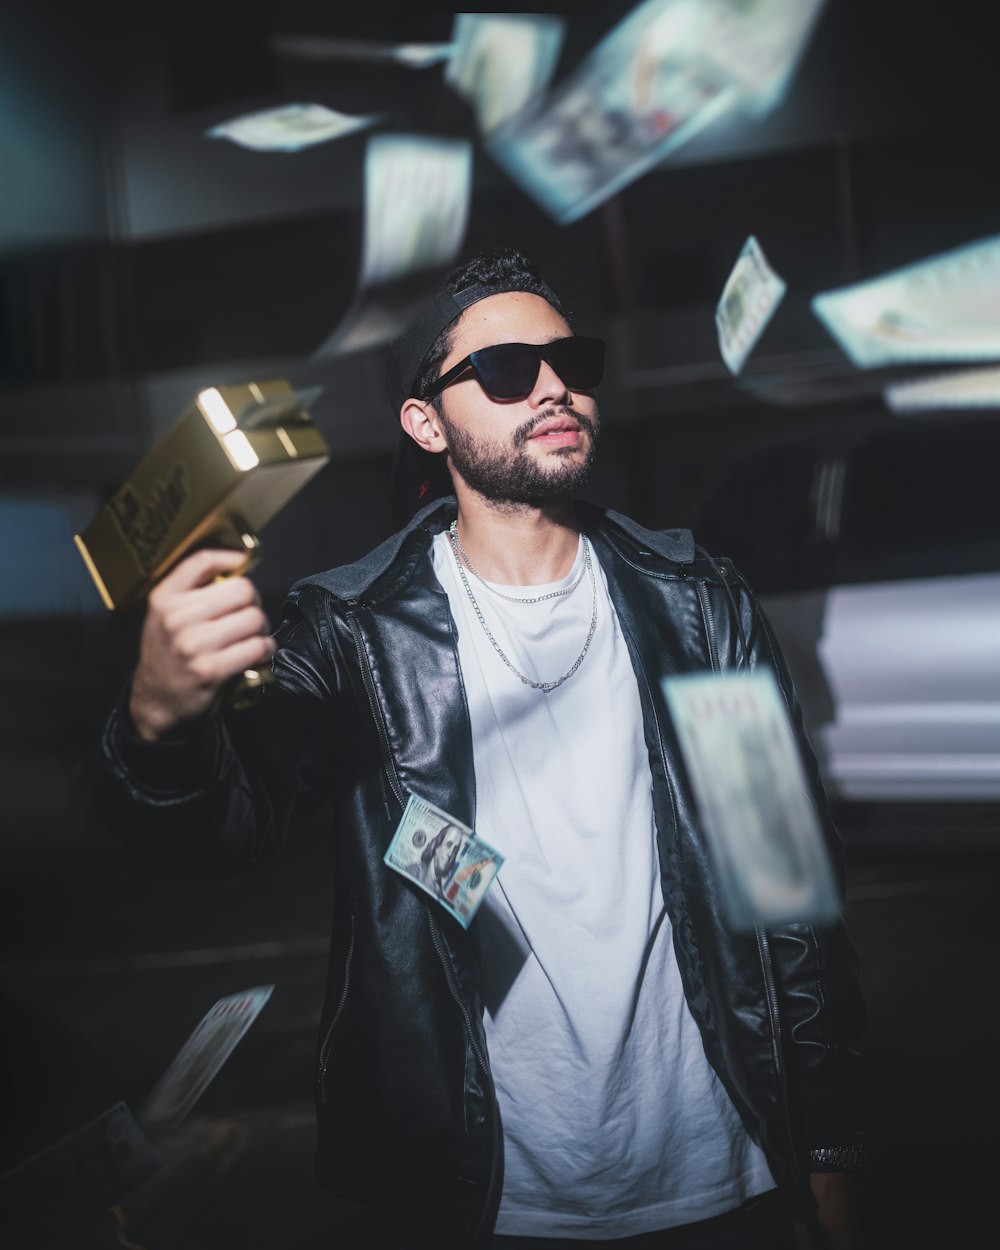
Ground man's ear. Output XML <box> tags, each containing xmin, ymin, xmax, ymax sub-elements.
<box><xmin>400</xmin><ymin>397</ymin><xmax>448</xmax><ymax>455</ymax></box>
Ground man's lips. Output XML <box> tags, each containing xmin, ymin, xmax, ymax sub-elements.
<box><xmin>528</xmin><ymin>417</ymin><xmax>583</xmax><ymax>445</ymax></box>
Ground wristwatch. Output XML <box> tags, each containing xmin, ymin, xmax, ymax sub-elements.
<box><xmin>807</xmin><ymin>1132</ymin><xmax>868</xmax><ymax>1172</ymax></box>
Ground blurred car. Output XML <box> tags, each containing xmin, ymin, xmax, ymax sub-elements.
<box><xmin>695</xmin><ymin>412</ymin><xmax>1000</xmax><ymax>804</ymax></box>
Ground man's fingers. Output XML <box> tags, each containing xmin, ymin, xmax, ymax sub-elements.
<box><xmin>158</xmin><ymin>573</ymin><xmax>263</xmax><ymax>633</ymax></box>
<box><xmin>155</xmin><ymin>548</ymin><xmax>253</xmax><ymax>596</ymax></box>
<box><xmin>177</xmin><ymin>605</ymin><xmax>272</xmax><ymax>661</ymax></box>
<box><xmin>189</xmin><ymin>635</ymin><xmax>277</xmax><ymax>689</ymax></box>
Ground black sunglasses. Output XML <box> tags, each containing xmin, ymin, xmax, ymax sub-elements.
<box><xmin>421</xmin><ymin>336</ymin><xmax>606</xmax><ymax>402</ymax></box>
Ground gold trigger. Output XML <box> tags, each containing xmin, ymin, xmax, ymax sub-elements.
<box><xmin>214</xmin><ymin>529</ymin><xmax>275</xmax><ymax>708</ymax></box>
<box><xmin>214</xmin><ymin>529</ymin><xmax>262</xmax><ymax>581</ymax></box>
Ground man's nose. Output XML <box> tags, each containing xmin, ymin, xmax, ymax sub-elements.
<box><xmin>528</xmin><ymin>358</ymin><xmax>571</xmax><ymax>406</ymax></box>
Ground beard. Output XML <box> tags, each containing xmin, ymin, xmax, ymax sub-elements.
<box><xmin>438</xmin><ymin>405</ymin><xmax>600</xmax><ymax>506</ymax></box>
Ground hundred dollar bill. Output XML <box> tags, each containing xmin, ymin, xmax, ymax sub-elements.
<box><xmin>883</xmin><ymin>364</ymin><xmax>1000</xmax><ymax>413</ymax></box>
<box><xmin>488</xmin><ymin>0</ymin><xmax>827</xmax><ymax>224</ymax></box>
<box><xmin>313</xmin><ymin>134</ymin><xmax>472</xmax><ymax>356</ymax></box>
<box><xmin>812</xmin><ymin>235</ymin><xmax>1000</xmax><ymax>368</ymax></box>
<box><xmin>446</xmin><ymin>13</ymin><xmax>565</xmax><ymax>135</ymax></box>
<box><xmin>488</xmin><ymin>0</ymin><xmax>739</xmax><ymax>224</ymax></box>
<box><xmin>662</xmin><ymin>670</ymin><xmax>840</xmax><ymax>931</ymax></box>
<box><xmin>716</xmin><ymin>235</ymin><xmax>786</xmax><ymax>374</ymax></box>
<box><xmin>691</xmin><ymin>0</ymin><xmax>828</xmax><ymax>118</ymax></box>
<box><xmin>140</xmin><ymin>985</ymin><xmax>274</xmax><ymax>1127</ymax></box>
<box><xmin>0</xmin><ymin>1102</ymin><xmax>162</xmax><ymax>1244</ymax></box>
<box><xmin>385</xmin><ymin>793</ymin><xmax>504</xmax><ymax>929</ymax></box>
<box><xmin>206</xmin><ymin>103</ymin><xmax>376</xmax><ymax>152</ymax></box>
<box><xmin>357</xmin><ymin>135</ymin><xmax>472</xmax><ymax>289</ymax></box>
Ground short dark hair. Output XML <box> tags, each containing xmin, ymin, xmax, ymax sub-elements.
<box><xmin>410</xmin><ymin>247</ymin><xmax>569</xmax><ymax>405</ymax></box>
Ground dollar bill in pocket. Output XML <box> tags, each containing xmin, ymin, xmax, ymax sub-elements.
<box><xmin>385</xmin><ymin>794</ymin><xmax>504</xmax><ymax>929</ymax></box>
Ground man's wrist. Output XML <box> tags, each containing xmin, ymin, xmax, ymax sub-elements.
<box><xmin>109</xmin><ymin>688</ymin><xmax>224</xmax><ymax>794</ymax></box>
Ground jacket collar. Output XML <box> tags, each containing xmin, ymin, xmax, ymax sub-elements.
<box><xmin>296</xmin><ymin>495</ymin><xmax>694</xmax><ymax>602</ymax></box>
<box><xmin>578</xmin><ymin>500</ymin><xmax>694</xmax><ymax>565</ymax></box>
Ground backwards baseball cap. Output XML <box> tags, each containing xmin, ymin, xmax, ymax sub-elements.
<box><xmin>387</xmin><ymin>249</ymin><xmax>566</xmax><ymax>513</ymax></box>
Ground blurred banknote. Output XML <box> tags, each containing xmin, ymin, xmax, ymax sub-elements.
<box><xmin>812</xmin><ymin>235</ymin><xmax>1000</xmax><ymax>368</ymax></box>
<box><xmin>314</xmin><ymin>135</ymin><xmax>472</xmax><ymax>356</ymax></box>
<box><xmin>489</xmin><ymin>0</ymin><xmax>738</xmax><ymax>223</ymax></box>
<box><xmin>716</xmin><ymin>235</ymin><xmax>787</xmax><ymax>374</ymax></box>
<box><xmin>0</xmin><ymin>1102</ymin><xmax>162</xmax><ymax>1244</ymax></box>
<box><xmin>385</xmin><ymin>793</ymin><xmax>504</xmax><ymax>929</ymax></box>
<box><xmin>691</xmin><ymin>0</ymin><xmax>828</xmax><ymax>117</ymax></box>
<box><xmin>140</xmin><ymin>986</ymin><xmax>273</xmax><ymax>1127</ymax></box>
<box><xmin>358</xmin><ymin>135</ymin><xmax>472</xmax><ymax>288</ymax></box>
<box><xmin>446</xmin><ymin>13</ymin><xmax>565</xmax><ymax>134</ymax></box>
<box><xmin>207</xmin><ymin>103</ymin><xmax>376</xmax><ymax>152</ymax></box>
<box><xmin>884</xmin><ymin>364</ymin><xmax>1000</xmax><ymax>413</ymax></box>
<box><xmin>662</xmin><ymin>670</ymin><xmax>839</xmax><ymax>931</ymax></box>
<box><xmin>489</xmin><ymin>0</ymin><xmax>826</xmax><ymax>223</ymax></box>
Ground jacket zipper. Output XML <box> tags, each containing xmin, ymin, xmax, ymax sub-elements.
<box><xmin>696</xmin><ymin>580</ymin><xmax>722</xmax><ymax>674</ymax></box>
<box><xmin>315</xmin><ymin>605</ymin><xmax>402</xmax><ymax>1104</ymax></box>
<box><xmin>428</xmin><ymin>913</ymin><xmax>501</xmax><ymax>1244</ymax></box>
<box><xmin>346</xmin><ymin>610</ymin><xmax>407</xmax><ymax>809</ymax></box>
<box><xmin>318</xmin><ymin>913</ymin><xmax>356</xmax><ymax>1100</ymax></box>
<box><xmin>698</xmin><ymin>581</ymin><xmax>799</xmax><ymax>1175</ymax></box>
<box><xmin>349</xmin><ymin>604</ymin><xmax>501</xmax><ymax>1234</ymax></box>
<box><xmin>754</xmin><ymin>926</ymin><xmax>800</xmax><ymax>1179</ymax></box>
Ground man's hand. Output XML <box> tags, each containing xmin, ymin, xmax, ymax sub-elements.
<box><xmin>128</xmin><ymin>549</ymin><xmax>276</xmax><ymax>742</ymax></box>
<box><xmin>793</xmin><ymin>1172</ymin><xmax>857</xmax><ymax>1250</ymax></box>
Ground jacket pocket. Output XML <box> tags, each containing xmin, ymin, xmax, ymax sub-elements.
<box><xmin>317</xmin><ymin>912</ymin><xmax>356</xmax><ymax>1103</ymax></box>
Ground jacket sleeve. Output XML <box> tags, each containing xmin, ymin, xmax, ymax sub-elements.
<box><xmin>736</xmin><ymin>569</ymin><xmax>868</xmax><ymax>1161</ymax></box>
<box><xmin>86</xmin><ymin>585</ymin><xmax>347</xmax><ymax>880</ymax></box>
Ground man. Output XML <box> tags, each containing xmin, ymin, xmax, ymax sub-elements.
<box><xmin>413</xmin><ymin>824</ymin><xmax>463</xmax><ymax>899</ymax></box>
<box><xmin>91</xmin><ymin>248</ymin><xmax>865</xmax><ymax>1249</ymax></box>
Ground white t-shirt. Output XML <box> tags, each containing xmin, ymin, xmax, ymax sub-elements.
<box><xmin>431</xmin><ymin>530</ymin><xmax>775</xmax><ymax>1239</ymax></box>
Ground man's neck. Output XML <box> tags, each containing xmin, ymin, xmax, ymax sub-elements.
<box><xmin>451</xmin><ymin>492</ymin><xmax>581</xmax><ymax>585</ymax></box>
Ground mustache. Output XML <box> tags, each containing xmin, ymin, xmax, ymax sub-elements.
<box><xmin>513</xmin><ymin>407</ymin><xmax>600</xmax><ymax>448</ymax></box>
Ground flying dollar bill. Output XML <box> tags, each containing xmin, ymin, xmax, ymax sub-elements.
<box><xmin>357</xmin><ymin>135</ymin><xmax>472</xmax><ymax>289</ymax></box>
<box><xmin>0</xmin><ymin>1102</ymin><xmax>162</xmax><ymax>1245</ymax></box>
<box><xmin>662</xmin><ymin>670</ymin><xmax>840</xmax><ymax>931</ymax></box>
<box><xmin>445</xmin><ymin>13</ymin><xmax>565</xmax><ymax>135</ymax></box>
<box><xmin>384</xmin><ymin>793</ymin><xmax>504</xmax><ymax>929</ymax></box>
<box><xmin>488</xmin><ymin>0</ymin><xmax>827</xmax><ymax>223</ymax></box>
<box><xmin>812</xmin><ymin>235</ymin><xmax>1000</xmax><ymax>368</ymax></box>
<box><xmin>313</xmin><ymin>134</ymin><xmax>472</xmax><ymax>356</ymax></box>
<box><xmin>716</xmin><ymin>235</ymin><xmax>787</xmax><ymax>374</ymax></box>
<box><xmin>884</xmin><ymin>364</ymin><xmax>1000</xmax><ymax>413</ymax></box>
<box><xmin>489</xmin><ymin>0</ymin><xmax>738</xmax><ymax>224</ymax></box>
<box><xmin>140</xmin><ymin>985</ymin><xmax>274</xmax><ymax>1127</ymax></box>
<box><xmin>206</xmin><ymin>103</ymin><xmax>376</xmax><ymax>152</ymax></box>
<box><xmin>689</xmin><ymin>0</ymin><xmax>828</xmax><ymax>118</ymax></box>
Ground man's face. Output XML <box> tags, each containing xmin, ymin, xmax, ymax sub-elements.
<box><xmin>433</xmin><ymin>292</ymin><xmax>601</xmax><ymax>506</ymax></box>
<box><xmin>436</xmin><ymin>827</ymin><xmax>461</xmax><ymax>872</ymax></box>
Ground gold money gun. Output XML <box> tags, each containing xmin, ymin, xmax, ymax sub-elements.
<box><xmin>74</xmin><ymin>379</ymin><xmax>330</xmax><ymax>703</ymax></box>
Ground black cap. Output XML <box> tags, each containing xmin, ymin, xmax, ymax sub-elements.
<box><xmin>387</xmin><ymin>268</ymin><xmax>564</xmax><ymax>514</ymax></box>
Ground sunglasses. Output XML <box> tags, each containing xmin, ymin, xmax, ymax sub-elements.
<box><xmin>421</xmin><ymin>336</ymin><xmax>606</xmax><ymax>402</ymax></box>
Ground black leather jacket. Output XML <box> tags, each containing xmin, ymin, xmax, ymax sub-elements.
<box><xmin>92</xmin><ymin>498</ymin><xmax>865</xmax><ymax>1248</ymax></box>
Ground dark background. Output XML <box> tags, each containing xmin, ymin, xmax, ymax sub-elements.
<box><xmin>2</xmin><ymin>2</ymin><xmax>999</xmax><ymax>1247</ymax></box>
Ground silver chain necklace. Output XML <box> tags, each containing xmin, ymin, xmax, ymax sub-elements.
<box><xmin>447</xmin><ymin>523</ymin><xmax>598</xmax><ymax>692</ymax></box>
<box><xmin>448</xmin><ymin>520</ymin><xmax>588</xmax><ymax>603</ymax></box>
